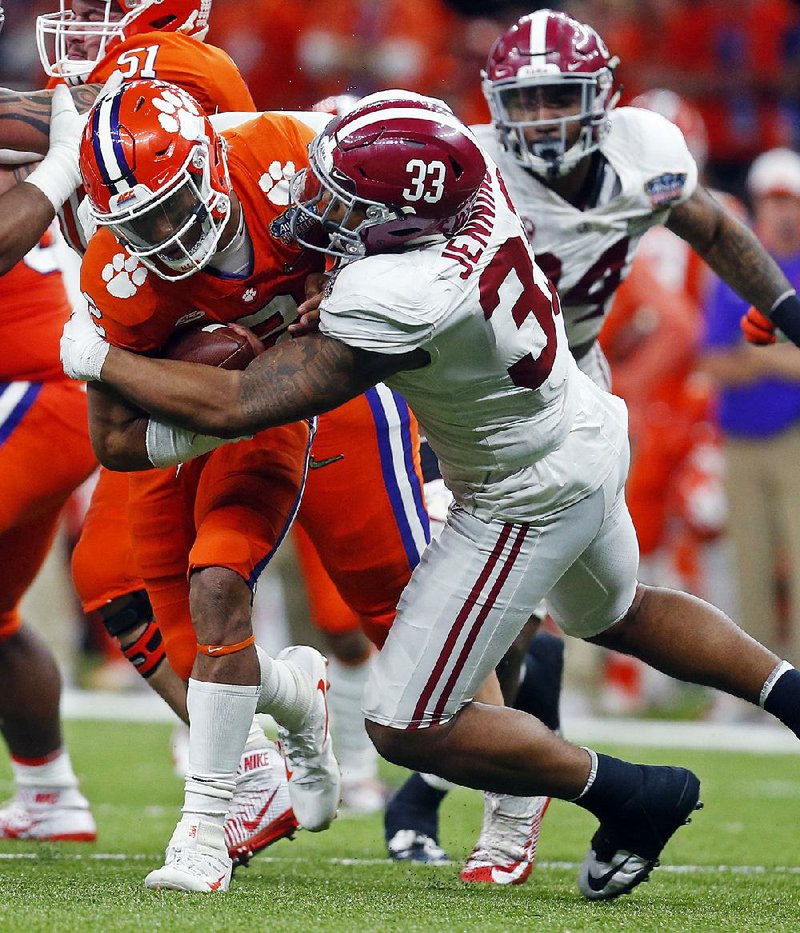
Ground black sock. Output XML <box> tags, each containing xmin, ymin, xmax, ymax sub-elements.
<box><xmin>574</xmin><ymin>752</ymin><xmax>644</xmax><ymax>825</ymax></box>
<box><xmin>762</xmin><ymin>667</ymin><xmax>800</xmax><ymax>737</ymax></box>
<box><xmin>513</xmin><ymin>632</ymin><xmax>564</xmax><ymax>732</ymax></box>
<box><xmin>384</xmin><ymin>773</ymin><xmax>447</xmax><ymax>841</ymax></box>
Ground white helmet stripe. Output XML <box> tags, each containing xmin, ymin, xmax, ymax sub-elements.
<box><xmin>95</xmin><ymin>94</ymin><xmax>131</xmax><ymax>195</ymax></box>
<box><xmin>338</xmin><ymin>106</ymin><xmax>478</xmax><ymax>145</ymax></box>
<box><xmin>528</xmin><ymin>9</ymin><xmax>548</xmax><ymax>56</ymax></box>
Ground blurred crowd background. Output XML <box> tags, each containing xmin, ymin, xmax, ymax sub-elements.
<box><xmin>5</xmin><ymin>0</ymin><xmax>800</xmax><ymax>196</ymax></box>
<box><xmin>5</xmin><ymin>0</ymin><xmax>800</xmax><ymax>719</ymax></box>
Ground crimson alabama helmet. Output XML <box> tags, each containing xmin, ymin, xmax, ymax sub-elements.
<box><xmin>289</xmin><ymin>90</ymin><xmax>487</xmax><ymax>263</ymax></box>
<box><xmin>80</xmin><ymin>80</ymin><xmax>232</xmax><ymax>281</ymax></box>
<box><xmin>482</xmin><ymin>9</ymin><xmax>619</xmax><ymax>177</ymax></box>
<box><xmin>37</xmin><ymin>0</ymin><xmax>212</xmax><ymax>84</ymax></box>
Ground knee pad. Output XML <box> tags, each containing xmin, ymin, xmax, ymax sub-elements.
<box><xmin>100</xmin><ymin>590</ymin><xmax>165</xmax><ymax>678</ymax></box>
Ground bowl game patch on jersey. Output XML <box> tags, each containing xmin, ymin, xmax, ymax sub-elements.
<box><xmin>644</xmin><ymin>172</ymin><xmax>688</xmax><ymax>209</ymax></box>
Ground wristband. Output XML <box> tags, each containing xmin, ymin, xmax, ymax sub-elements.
<box><xmin>770</xmin><ymin>291</ymin><xmax>800</xmax><ymax>347</ymax></box>
<box><xmin>145</xmin><ymin>419</ymin><xmax>253</xmax><ymax>468</ymax></box>
<box><xmin>23</xmin><ymin>158</ymin><xmax>78</xmax><ymax>212</ymax></box>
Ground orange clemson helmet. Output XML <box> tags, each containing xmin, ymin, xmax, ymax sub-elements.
<box><xmin>80</xmin><ymin>79</ymin><xmax>232</xmax><ymax>281</ymax></box>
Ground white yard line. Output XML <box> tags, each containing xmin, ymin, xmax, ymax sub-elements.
<box><xmin>1</xmin><ymin>852</ymin><xmax>799</xmax><ymax>875</ymax></box>
<box><xmin>62</xmin><ymin>689</ymin><xmax>799</xmax><ymax>753</ymax></box>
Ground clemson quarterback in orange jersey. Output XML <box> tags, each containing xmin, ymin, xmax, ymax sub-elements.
<box><xmin>74</xmin><ymin>77</ymin><xmax>433</xmax><ymax>891</ymax></box>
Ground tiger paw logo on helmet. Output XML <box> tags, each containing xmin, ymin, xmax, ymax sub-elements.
<box><xmin>259</xmin><ymin>161</ymin><xmax>297</xmax><ymax>206</ymax></box>
<box><xmin>102</xmin><ymin>253</ymin><xmax>148</xmax><ymax>300</ymax></box>
<box><xmin>152</xmin><ymin>88</ymin><xmax>204</xmax><ymax>141</ymax></box>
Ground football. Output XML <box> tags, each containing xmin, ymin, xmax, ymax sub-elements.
<box><xmin>162</xmin><ymin>323</ymin><xmax>262</xmax><ymax>370</ymax></box>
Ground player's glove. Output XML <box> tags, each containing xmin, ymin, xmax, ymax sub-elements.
<box><xmin>23</xmin><ymin>85</ymin><xmax>86</xmax><ymax>211</ymax></box>
<box><xmin>60</xmin><ymin>299</ymin><xmax>109</xmax><ymax>381</ymax></box>
<box><xmin>740</xmin><ymin>306</ymin><xmax>777</xmax><ymax>345</ymax></box>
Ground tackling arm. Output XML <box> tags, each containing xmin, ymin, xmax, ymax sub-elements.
<box><xmin>0</xmin><ymin>164</ymin><xmax>57</xmax><ymax>276</ymax></box>
<box><xmin>99</xmin><ymin>331</ymin><xmax>428</xmax><ymax>437</ymax></box>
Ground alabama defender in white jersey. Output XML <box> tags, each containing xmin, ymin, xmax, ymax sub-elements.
<box><xmin>388</xmin><ymin>6</ymin><xmax>800</xmax><ymax>876</ymax></box>
<box><xmin>62</xmin><ymin>90</ymin><xmax>800</xmax><ymax>903</ymax></box>
<box><xmin>476</xmin><ymin>9</ymin><xmax>800</xmax><ymax>385</ymax></box>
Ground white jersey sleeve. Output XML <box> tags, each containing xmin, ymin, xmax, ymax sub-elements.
<box><xmin>320</xmin><ymin>259</ymin><xmax>440</xmax><ymax>354</ymax></box>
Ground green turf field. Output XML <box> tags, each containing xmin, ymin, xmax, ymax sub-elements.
<box><xmin>1</xmin><ymin>720</ymin><xmax>799</xmax><ymax>932</ymax></box>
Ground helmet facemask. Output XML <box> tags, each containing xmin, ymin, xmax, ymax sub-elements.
<box><xmin>288</xmin><ymin>147</ymin><xmax>411</xmax><ymax>265</ymax></box>
<box><xmin>37</xmin><ymin>1</ymin><xmax>123</xmax><ymax>84</ymax></box>
<box><xmin>484</xmin><ymin>67</ymin><xmax>618</xmax><ymax>178</ymax></box>
<box><xmin>92</xmin><ymin>139</ymin><xmax>231</xmax><ymax>281</ymax></box>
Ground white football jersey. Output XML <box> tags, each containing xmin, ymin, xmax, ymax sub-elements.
<box><xmin>319</xmin><ymin>161</ymin><xmax>628</xmax><ymax>523</ymax></box>
<box><xmin>471</xmin><ymin>107</ymin><xmax>698</xmax><ymax>351</ymax></box>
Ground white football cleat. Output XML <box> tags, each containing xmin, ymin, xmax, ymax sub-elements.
<box><xmin>145</xmin><ymin>819</ymin><xmax>232</xmax><ymax>892</ymax></box>
<box><xmin>275</xmin><ymin>646</ymin><xmax>341</xmax><ymax>832</ymax></box>
<box><xmin>460</xmin><ymin>792</ymin><xmax>550</xmax><ymax>885</ymax></box>
<box><xmin>0</xmin><ymin>787</ymin><xmax>96</xmax><ymax>842</ymax></box>
<box><xmin>225</xmin><ymin>741</ymin><xmax>297</xmax><ymax>865</ymax></box>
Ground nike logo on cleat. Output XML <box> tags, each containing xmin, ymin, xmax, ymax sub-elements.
<box><xmin>208</xmin><ymin>874</ymin><xmax>226</xmax><ymax>891</ymax></box>
<box><xmin>240</xmin><ymin>789</ymin><xmax>279</xmax><ymax>834</ymax></box>
<box><xmin>586</xmin><ymin>855</ymin><xmax>633</xmax><ymax>893</ymax></box>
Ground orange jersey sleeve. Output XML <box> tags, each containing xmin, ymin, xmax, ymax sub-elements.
<box><xmin>81</xmin><ymin>113</ymin><xmax>323</xmax><ymax>354</ymax></box>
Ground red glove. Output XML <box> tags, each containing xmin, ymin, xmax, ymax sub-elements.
<box><xmin>740</xmin><ymin>306</ymin><xmax>777</xmax><ymax>345</ymax></box>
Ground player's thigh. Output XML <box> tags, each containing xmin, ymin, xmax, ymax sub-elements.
<box><xmin>0</xmin><ymin>506</ymin><xmax>62</xmax><ymax>635</ymax></box>
<box><xmin>190</xmin><ymin>422</ymin><xmax>312</xmax><ymax>585</ymax></box>
<box><xmin>292</xmin><ymin>524</ymin><xmax>361</xmax><ymax>634</ymax></box>
<box><xmin>299</xmin><ymin>388</ymin><xmax>429</xmax><ymax>631</ymax></box>
<box><xmin>71</xmin><ymin>467</ymin><xmax>145</xmax><ymax>611</ymax></box>
<box><xmin>546</xmin><ymin>480</ymin><xmax>639</xmax><ymax>640</ymax></box>
<box><xmin>363</xmin><ymin>501</ymin><xmax>602</xmax><ymax>729</ymax></box>
<box><xmin>0</xmin><ymin>381</ymin><xmax>96</xmax><ymax>532</ymax></box>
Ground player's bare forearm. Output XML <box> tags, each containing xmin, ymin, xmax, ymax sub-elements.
<box><xmin>0</xmin><ymin>172</ymin><xmax>55</xmax><ymax>276</ymax></box>
<box><xmin>87</xmin><ymin>382</ymin><xmax>151</xmax><ymax>471</ymax></box>
<box><xmin>667</xmin><ymin>187</ymin><xmax>792</xmax><ymax>313</ymax></box>
<box><xmin>0</xmin><ymin>84</ymin><xmax>100</xmax><ymax>154</ymax></box>
<box><xmin>100</xmin><ymin>331</ymin><xmax>425</xmax><ymax>437</ymax></box>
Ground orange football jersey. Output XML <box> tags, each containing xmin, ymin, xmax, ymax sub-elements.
<box><xmin>81</xmin><ymin>113</ymin><xmax>324</xmax><ymax>351</ymax></box>
<box><xmin>0</xmin><ymin>230</ymin><xmax>73</xmax><ymax>382</ymax></box>
<box><xmin>57</xmin><ymin>32</ymin><xmax>256</xmax><ymax>254</ymax></box>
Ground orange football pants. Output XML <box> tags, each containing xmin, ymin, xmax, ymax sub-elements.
<box><xmin>294</xmin><ymin>387</ymin><xmax>430</xmax><ymax>649</ymax></box>
<box><xmin>71</xmin><ymin>467</ymin><xmax>145</xmax><ymax>612</ymax></box>
<box><xmin>0</xmin><ymin>380</ymin><xmax>97</xmax><ymax>638</ymax></box>
<box><xmin>127</xmin><ymin>421</ymin><xmax>312</xmax><ymax>679</ymax></box>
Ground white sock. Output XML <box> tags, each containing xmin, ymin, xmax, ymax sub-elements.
<box><xmin>182</xmin><ymin>678</ymin><xmax>259</xmax><ymax>828</ymax></box>
<box><xmin>243</xmin><ymin>717</ymin><xmax>271</xmax><ymax>753</ymax></box>
<box><xmin>255</xmin><ymin>645</ymin><xmax>314</xmax><ymax>731</ymax></box>
<box><xmin>12</xmin><ymin>748</ymin><xmax>78</xmax><ymax>791</ymax></box>
<box><xmin>421</xmin><ymin>772</ymin><xmax>456</xmax><ymax>793</ymax></box>
<box><xmin>326</xmin><ymin>653</ymin><xmax>377</xmax><ymax>784</ymax></box>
